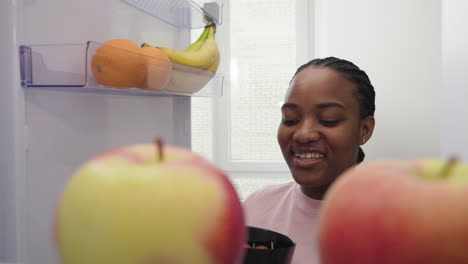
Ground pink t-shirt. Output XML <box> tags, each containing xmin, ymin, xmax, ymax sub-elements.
<box><xmin>243</xmin><ymin>182</ymin><xmax>322</xmax><ymax>264</ymax></box>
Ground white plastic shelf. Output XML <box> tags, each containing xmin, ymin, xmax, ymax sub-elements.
<box><xmin>19</xmin><ymin>41</ymin><xmax>223</xmax><ymax>97</ymax></box>
<box><xmin>121</xmin><ymin>0</ymin><xmax>223</xmax><ymax>29</ymax></box>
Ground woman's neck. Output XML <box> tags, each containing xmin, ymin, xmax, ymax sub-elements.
<box><xmin>300</xmin><ymin>184</ymin><xmax>330</xmax><ymax>200</ymax></box>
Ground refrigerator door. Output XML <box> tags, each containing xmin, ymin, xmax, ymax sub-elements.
<box><xmin>0</xmin><ymin>0</ymin><xmax>24</xmax><ymax>262</ymax></box>
<box><xmin>0</xmin><ymin>0</ymin><xmax>219</xmax><ymax>263</ymax></box>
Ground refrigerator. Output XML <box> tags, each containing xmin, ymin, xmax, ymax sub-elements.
<box><xmin>0</xmin><ymin>0</ymin><xmax>223</xmax><ymax>263</ymax></box>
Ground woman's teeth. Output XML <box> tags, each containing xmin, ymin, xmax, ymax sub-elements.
<box><xmin>295</xmin><ymin>153</ymin><xmax>324</xmax><ymax>159</ymax></box>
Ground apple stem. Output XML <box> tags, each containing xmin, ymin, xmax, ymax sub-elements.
<box><xmin>155</xmin><ymin>138</ymin><xmax>164</xmax><ymax>162</ymax></box>
<box><xmin>439</xmin><ymin>156</ymin><xmax>458</xmax><ymax>178</ymax></box>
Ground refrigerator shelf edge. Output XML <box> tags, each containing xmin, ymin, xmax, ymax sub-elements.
<box><xmin>19</xmin><ymin>42</ymin><xmax>223</xmax><ymax>97</ymax></box>
<box><xmin>121</xmin><ymin>0</ymin><xmax>223</xmax><ymax>29</ymax></box>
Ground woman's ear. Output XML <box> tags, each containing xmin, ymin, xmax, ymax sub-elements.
<box><xmin>359</xmin><ymin>116</ymin><xmax>375</xmax><ymax>145</ymax></box>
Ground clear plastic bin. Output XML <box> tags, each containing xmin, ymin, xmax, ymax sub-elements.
<box><xmin>19</xmin><ymin>41</ymin><xmax>223</xmax><ymax>97</ymax></box>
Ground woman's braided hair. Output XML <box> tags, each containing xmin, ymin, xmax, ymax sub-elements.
<box><xmin>292</xmin><ymin>57</ymin><xmax>376</xmax><ymax>163</ymax></box>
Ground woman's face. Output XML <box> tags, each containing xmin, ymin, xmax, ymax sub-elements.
<box><xmin>277</xmin><ymin>66</ymin><xmax>374</xmax><ymax>197</ymax></box>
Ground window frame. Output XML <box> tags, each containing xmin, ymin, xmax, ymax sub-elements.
<box><xmin>210</xmin><ymin>0</ymin><xmax>316</xmax><ymax>172</ymax></box>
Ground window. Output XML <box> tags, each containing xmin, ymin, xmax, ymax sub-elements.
<box><xmin>192</xmin><ymin>0</ymin><xmax>313</xmax><ymax>199</ymax></box>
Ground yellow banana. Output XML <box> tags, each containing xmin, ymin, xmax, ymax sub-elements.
<box><xmin>193</xmin><ymin>22</ymin><xmax>220</xmax><ymax>72</ymax></box>
<box><xmin>206</xmin><ymin>52</ymin><xmax>220</xmax><ymax>72</ymax></box>
<box><xmin>184</xmin><ymin>22</ymin><xmax>213</xmax><ymax>52</ymax></box>
<box><xmin>140</xmin><ymin>22</ymin><xmax>212</xmax><ymax>51</ymax></box>
<box><xmin>157</xmin><ymin>24</ymin><xmax>218</xmax><ymax>69</ymax></box>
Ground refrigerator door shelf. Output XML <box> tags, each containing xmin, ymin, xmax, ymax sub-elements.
<box><xmin>121</xmin><ymin>0</ymin><xmax>223</xmax><ymax>29</ymax></box>
<box><xmin>19</xmin><ymin>42</ymin><xmax>223</xmax><ymax>97</ymax></box>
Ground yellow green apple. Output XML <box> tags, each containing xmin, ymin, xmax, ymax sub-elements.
<box><xmin>318</xmin><ymin>158</ymin><xmax>468</xmax><ymax>264</ymax></box>
<box><xmin>55</xmin><ymin>141</ymin><xmax>246</xmax><ymax>264</ymax></box>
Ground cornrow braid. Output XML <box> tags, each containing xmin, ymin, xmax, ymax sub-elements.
<box><xmin>292</xmin><ymin>57</ymin><xmax>376</xmax><ymax>163</ymax></box>
<box><xmin>292</xmin><ymin>57</ymin><xmax>375</xmax><ymax>118</ymax></box>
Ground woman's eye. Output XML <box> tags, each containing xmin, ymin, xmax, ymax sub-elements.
<box><xmin>282</xmin><ymin>119</ymin><xmax>298</xmax><ymax>126</ymax></box>
<box><xmin>320</xmin><ymin>120</ymin><xmax>340</xmax><ymax>127</ymax></box>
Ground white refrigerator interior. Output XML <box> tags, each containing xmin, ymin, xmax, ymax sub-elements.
<box><xmin>0</xmin><ymin>0</ymin><xmax>222</xmax><ymax>263</ymax></box>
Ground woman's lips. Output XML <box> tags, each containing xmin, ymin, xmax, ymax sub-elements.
<box><xmin>293</xmin><ymin>156</ymin><xmax>325</xmax><ymax>169</ymax></box>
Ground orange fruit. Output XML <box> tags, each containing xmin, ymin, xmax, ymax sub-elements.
<box><xmin>137</xmin><ymin>46</ymin><xmax>172</xmax><ymax>91</ymax></box>
<box><xmin>91</xmin><ymin>39</ymin><xmax>146</xmax><ymax>88</ymax></box>
<box><xmin>254</xmin><ymin>245</ymin><xmax>269</xmax><ymax>250</ymax></box>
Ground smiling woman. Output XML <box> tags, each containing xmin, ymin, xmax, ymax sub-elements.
<box><xmin>278</xmin><ymin>58</ymin><xmax>375</xmax><ymax>199</ymax></box>
<box><xmin>243</xmin><ymin>57</ymin><xmax>376</xmax><ymax>264</ymax></box>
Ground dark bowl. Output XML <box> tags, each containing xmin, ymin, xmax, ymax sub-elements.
<box><xmin>243</xmin><ymin>226</ymin><xmax>296</xmax><ymax>264</ymax></box>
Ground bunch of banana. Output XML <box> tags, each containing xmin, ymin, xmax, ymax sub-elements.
<box><xmin>142</xmin><ymin>22</ymin><xmax>220</xmax><ymax>73</ymax></box>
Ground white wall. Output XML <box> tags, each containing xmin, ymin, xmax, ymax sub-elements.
<box><xmin>441</xmin><ymin>0</ymin><xmax>468</xmax><ymax>162</ymax></box>
<box><xmin>314</xmin><ymin>0</ymin><xmax>441</xmax><ymax>161</ymax></box>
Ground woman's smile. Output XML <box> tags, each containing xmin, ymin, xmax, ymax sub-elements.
<box><xmin>293</xmin><ymin>155</ymin><xmax>325</xmax><ymax>168</ymax></box>
<box><xmin>291</xmin><ymin>148</ymin><xmax>327</xmax><ymax>168</ymax></box>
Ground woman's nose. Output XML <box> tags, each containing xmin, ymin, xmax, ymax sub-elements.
<box><xmin>293</xmin><ymin>122</ymin><xmax>321</xmax><ymax>143</ymax></box>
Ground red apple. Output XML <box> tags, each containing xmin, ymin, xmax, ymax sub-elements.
<box><xmin>318</xmin><ymin>159</ymin><xmax>468</xmax><ymax>264</ymax></box>
<box><xmin>55</xmin><ymin>141</ymin><xmax>245</xmax><ymax>264</ymax></box>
